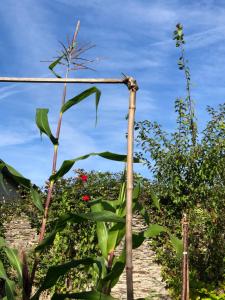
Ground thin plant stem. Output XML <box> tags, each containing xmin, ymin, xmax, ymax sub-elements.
<box><xmin>39</xmin><ymin>20</ymin><xmax>80</xmax><ymax>242</ymax></box>
<box><xmin>30</xmin><ymin>21</ymin><xmax>80</xmax><ymax>291</ymax></box>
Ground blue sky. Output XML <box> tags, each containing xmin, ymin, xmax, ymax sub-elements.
<box><xmin>0</xmin><ymin>0</ymin><xmax>224</xmax><ymax>186</ymax></box>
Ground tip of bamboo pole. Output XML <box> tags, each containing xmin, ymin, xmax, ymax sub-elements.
<box><xmin>123</xmin><ymin>76</ymin><xmax>139</xmax><ymax>91</ymax></box>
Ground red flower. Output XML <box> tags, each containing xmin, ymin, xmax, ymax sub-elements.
<box><xmin>82</xmin><ymin>195</ymin><xmax>90</xmax><ymax>202</ymax></box>
<box><xmin>80</xmin><ymin>175</ymin><xmax>88</xmax><ymax>182</ymax></box>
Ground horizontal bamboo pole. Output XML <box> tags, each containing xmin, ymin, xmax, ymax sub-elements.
<box><xmin>0</xmin><ymin>77</ymin><xmax>125</xmax><ymax>84</ymax></box>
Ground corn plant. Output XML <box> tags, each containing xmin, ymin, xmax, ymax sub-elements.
<box><xmin>0</xmin><ymin>22</ymin><xmax>183</xmax><ymax>300</ymax></box>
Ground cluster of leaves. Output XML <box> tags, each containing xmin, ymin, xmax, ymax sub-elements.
<box><xmin>135</xmin><ymin>24</ymin><xmax>225</xmax><ymax>299</ymax></box>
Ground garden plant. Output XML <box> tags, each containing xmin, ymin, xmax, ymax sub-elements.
<box><xmin>135</xmin><ymin>24</ymin><xmax>225</xmax><ymax>299</ymax></box>
<box><xmin>0</xmin><ymin>22</ymin><xmax>182</xmax><ymax>300</ymax></box>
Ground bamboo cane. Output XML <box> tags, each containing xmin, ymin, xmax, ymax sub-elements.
<box><xmin>181</xmin><ymin>213</ymin><xmax>189</xmax><ymax>300</ymax></box>
<box><xmin>125</xmin><ymin>77</ymin><xmax>138</xmax><ymax>300</ymax></box>
<box><xmin>0</xmin><ymin>77</ymin><xmax>125</xmax><ymax>84</ymax></box>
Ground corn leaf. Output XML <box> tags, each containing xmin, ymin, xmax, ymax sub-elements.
<box><xmin>5</xmin><ymin>279</ymin><xmax>16</xmax><ymax>300</ymax></box>
<box><xmin>91</xmin><ymin>202</ymin><xmax>108</xmax><ymax>259</ymax></box>
<box><xmin>49</xmin><ymin>56</ymin><xmax>64</xmax><ymax>78</ymax></box>
<box><xmin>36</xmin><ymin>108</ymin><xmax>58</xmax><ymax>145</ymax></box>
<box><xmin>31</xmin><ymin>258</ymin><xmax>101</xmax><ymax>300</ymax></box>
<box><xmin>51</xmin><ymin>291</ymin><xmax>118</xmax><ymax>300</ymax></box>
<box><xmin>36</xmin><ymin>211</ymin><xmax>125</xmax><ymax>252</ymax></box>
<box><xmin>0</xmin><ymin>160</ymin><xmax>30</xmax><ymax>189</ymax></box>
<box><xmin>50</xmin><ymin>152</ymin><xmax>140</xmax><ymax>181</ymax></box>
<box><xmin>0</xmin><ymin>260</ymin><xmax>7</xmax><ymax>279</ymax></box>
<box><xmin>61</xmin><ymin>87</ymin><xmax>101</xmax><ymax>126</ymax></box>
<box><xmin>4</xmin><ymin>248</ymin><xmax>23</xmax><ymax>286</ymax></box>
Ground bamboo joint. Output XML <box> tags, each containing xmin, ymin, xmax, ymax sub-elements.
<box><xmin>124</xmin><ymin>77</ymin><xmax>139</xmax><ymax>91</ymax></box>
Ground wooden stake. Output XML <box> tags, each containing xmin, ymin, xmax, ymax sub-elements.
<box><xmin>125</xmin><ymin>77</ymin><xmax>138</xmax><ymax>300</ymax></box>
<box><xmin>182</xmin><ymin>213</ymin><xmax>189</xmax><ymax>300</ymax></box>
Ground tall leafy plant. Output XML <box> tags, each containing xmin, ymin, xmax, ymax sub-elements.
<box><xmin>135</xmin><ymin>24</ymin><xmax>225</xmax><ymax>298</ymax></box>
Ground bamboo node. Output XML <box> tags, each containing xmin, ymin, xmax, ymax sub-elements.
<box><xmin>123</xmin><ymin>76</ymin><xmax>139</xmax><ymax>91</ymax></box>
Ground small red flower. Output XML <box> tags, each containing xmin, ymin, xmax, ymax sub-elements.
<box><xmin>82</xmin><ymin>195</ymin><xmax>90</xmax><ymax>202</ymax></box>
<box><xmin>80</xmin><ymin>175</ymin><xmax>88</xmax><ymax>182</ymax></box>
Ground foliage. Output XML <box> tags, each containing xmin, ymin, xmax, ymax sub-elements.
<box><xmin>135</xmin><ymin>23</ymin><xmax>225</xmax><ymax>298</ymax></box>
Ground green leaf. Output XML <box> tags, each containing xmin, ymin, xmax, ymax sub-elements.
<box><xmin>50</xmin><ymin>151</ymin><xmax>140</xmax><ymax>181</ymax></box>
<box><xmin>36</xmin><ymin>212</ymin><xmax>125</xmax><ymax>252</ymax></box>
<box><xmin>133</xmin><ymin>232</ymin><xmax>145</xmax><ymax>249</ymax></box>
<box><xmin>169</xmin><ymin>234</ymin><xmax>183</xmax><ymax>258</ymax></box>
<box><xmin>101</xmin><ymin>248</ymin><xmax>126</xmax><ymax>289</ymax></box>
<box><xmin>5</xmin><ymin>279</ymin><xmax>16</xmax><ymax>300</ymax></box>
<box><xmin>31</xmin><ymin>259</ymin><xmax>101</xmax><ymax>300</ymax></box>
<box><xmin>0</xmin><ymin>236</ymin><xmax>6</xmax><ymax>248</ymax></box>
<box><xmin>80</xmin><ymin>211</ymin><xmax>125</xmax><ymax>223</ymax></box>
<box><xmin>91</xmin><ymin>203</ymin><xmax>108</xmax><ymax>259</ymax></box>
<box><xmin>61</xmin><ymin>87</ymin><xmax>101</xmax><ymax>126</ymax></box>
<box><xmin>144</xmin><ymin>224</ymin><xmax>167</xmax><ymax>238</ymax></box>
<box><xmin>30</xmin><ymin>187</ymin><xmax>44</xmax><ymax>212</ymax></box>
<box><xmin>35</xmin><ymin>108</ymin><xmax>58</xmax><ymax>145</ymax></box>
<box><xmin>49</xmin><ymin>56</ymin><xmax>63</xmax><ymax>78</ymax></box>
<box><xmin>4</xmin><ymin>248</ymin><xmax>23</xmax><ymax>285</ymax></box>
<box><xmin>0</xmin><ymin>160</ymin><xmax>31</xmax><ymax>189</ymax></box>
<box><xmin>51</xmin><ymin>291</ymin><xmax>118</xmax><ymax>300</ymax></box>
<box><xmin>107</xmin><ymin>223</ymin><xmax>125</xmax><ymax>253</ymax></box>
<box><xmin>150</xmin><ymin>190</ymin><xmax>160</xmax><ymax>211</ymax></box>
<box><xmin>0</xmin><ymin>260</ymin><xmax>7</xmax><ymax>279</ymax></box>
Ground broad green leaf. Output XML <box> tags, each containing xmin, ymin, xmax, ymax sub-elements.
<box><xmin>49</xmin><ymin>56</ymin><xmax>63</xmax><ymax>78</ymax></box>
<box><xmin>31</xmin><ymin>258</ymin><xmax>101</xmax><ymax>300</ymax></box>
<box><xmin>89</xmin><ymin>199</ymin><xmax>116</xmax><ymax>213</ymax></box>
<box><xmin>144</xmin><ymin>224</ymin><xmax>167</xmax><ymax>238</ymax></box>
<box><xmin>0</xmin><ymin>236</ymin><xmax>6</xmax><ymax>247</ymax></box>
<box><xmin>36</xmin><ymin>108</ymin><xmax>58</xmax><ymax>145</ymax></box>
<box><xmin>100</xmin><ymin>249</ymin><xmax>126</xmax><ymax>289</ymax></box>
<box><xmin>133</xmin><ymin>232</ymin><xmax>145</xmax><ymax>249</ymax></box>
<box><xmin>0</xmin><ymin>260</ymin><xmax>7</xmax><ymax>279</ymax></box>
<box><xmin>91</xmin><ymin>203</ymin><xmax>108</xmax><ymax>259</ymax></box>
<box><xmin>169</xmin><ymin>234</ymin><xmax>183</xmax><ymax>258</ymax></box>
<box><xmin>36</xmin><ymin>211</ymin><xmax>125</xmax><ymax>252</ymax></box>
<box><xmin>0</xmin><ymin>160</ymin><xmax>31</xmax><ymax>189</ymax></box>
<box><xmin>61</xmin><ymin>87</ymin><xmax>101</xmax><ymax>126</ymax></box>
<box><xmin>51</xmin><ymin>291</ymin><xmax>118</xmax><ymax>300</ymax></box>
<box><xmin>30</xmin><ymin>187</ymin><xmax>44</xmax><ymax>212</ymax></box>
<box><xmin>4</xmin><ymin>248</ymin><xmax>22</xmax><ymax>285</ymax></box>
<box><xmin>5</xmin><ymin>279</ymin><xmax>16</xmax><ymax>300</ymax></box>
<box><xmin>80</xmin><ymin>211</ymin><xmax>125</xmax><ymax>223</ymax></box>
<box><xmin>107</xmin><ymin>223</ymin><xmax>125</xmax><ymax>253</ymax></box>
<box><xmin>150</xmin><ymin>190</ymin><xmax>160</xmax><ymax>211</ymax></box>
<box><xmin>50</xmin><ymin>152</ymin><xmax>140</xmax><ymax>181</ymax></box>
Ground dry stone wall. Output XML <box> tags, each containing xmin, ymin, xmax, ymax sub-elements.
<box><xmin>111</xmin><ymin>214</ymin><xmax>171</xmax><ymax>300</ymax></box>
<box><xmin>4</xmin><ymin>214</ymin><xmax>170</xmax><ymax>299</ymax></box>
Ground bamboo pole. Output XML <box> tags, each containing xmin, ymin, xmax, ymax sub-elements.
<box><xmin>181</xmin><ymin>213</ymin><xmax>189</xmax><ymax>300</ymax></box>
<box><xmin>0</xmin><ymin>77</ymin><xmax>125</xmax><ymax>84</ymax></box>
<box><xmin>125</xmin><ymin>77</ymin><xmax>138</xmax><ymax>300</ymax></box>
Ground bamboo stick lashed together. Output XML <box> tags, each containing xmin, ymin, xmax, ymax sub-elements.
<box><xmin>125</xmin><ymin>77</ymin><xmax>138</xmax><ymax>300</ymax></box>
<box><xmin>0</xmin><ymin>69</ymin><xmax>139</xmax><ymax>298</ymax></box>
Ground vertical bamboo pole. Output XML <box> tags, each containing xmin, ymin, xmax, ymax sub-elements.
<box><xmin>125</xmin><ymin>77</ymin><xmax>138</xmax><ymax>300</ymax></box>
<box><xmin>182</xmin><ymin>213</ymin><xmax>189</xmax><ymax>300</ymax></box>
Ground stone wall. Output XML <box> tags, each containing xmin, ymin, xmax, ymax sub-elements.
<box><xmin>111</xmin><ymin>214</ymin><xmax>170</xmax><ymax>300</ymax></box>
<box><xmin>3</xmin><ymin>214</ymin><xmax>170</xmax><ymax>299</ymax></box>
